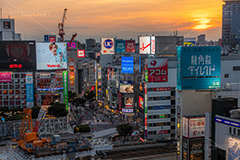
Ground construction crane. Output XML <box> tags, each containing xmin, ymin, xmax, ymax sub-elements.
<box><xmin>58</xmin><ymin>9</ymin><xmax>67</xmax><ymax>42</ymax></box>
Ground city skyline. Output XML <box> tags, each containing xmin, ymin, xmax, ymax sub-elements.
<box><xmin>1</xmin><ymin>0</ymin><xmax>222</xmax><ymax>42</ymax></box>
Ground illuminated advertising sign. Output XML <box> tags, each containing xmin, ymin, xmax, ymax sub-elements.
<box><xmin>120</xmin><ymin>82</ymin><xmax>134</xmax><ymax>93</ymax></box>
<box><xmin>98</xmin><ymin>67</ymin><xmax>101</xmax><ymax>79</ymax></box>
<box><xmin>67</xmin><ymin>42</ymin><xmax>76</xmax><ymax>50</ymax></box>
<box><xmin>184</xmin><ymin>41</ymin><xmax>195</xmax><ymax>46</ymax></box>
<box><xmin>122</xmin><ymin>108</ymin><xmax>133</xmax><ymax>113</ymax></box>
<box><xmin>125</xmin><ymin>97</ymin><xmax>133</xmax><ymax>108</ymax></box>
<box><xmin>69</xmin><ymin>58</ymin><xmax>75</xmax><ymax>86</ymax></box>
<box><xmin>0</xmin><ymin>41</ymin><xmax>36</xmax><ymax>69</ymax></box>
<box><xmin>101</xmin><ymin>38</ymin><xmax>114</xmax><ymax>54</ymax></box>
<box><xmin>0</xmin><ymin>73</ymin><xmax>11</xmax><ymax>83</ymax></box>
<box><xmin>115</xmin><ymin>40</ymin><xmax>125</xmax><ymax>53</ymax></box>
<box><xmin>139</xmin><ymin>36</ymin><xmax>155</xmax><ymax>54</ymax></box>
<box><xmin>177</xmin><ymin>46</ymin><xmax>221</xmax><ymax>90</ymax></box>
<box><xmin>153</xmin><ymin>105</ymin><xmax>171</xmax><ymax>110</ymax></box>
<box><xmin>63</xmin><ymin>71</ymin><xmax>68</xmax><ymax>110</ymax></box>
<box><xmin>139</xmin><ymin>96</ymin><xmax>144</xmax><ymax>109</ymax></box>
<box><xmin>77</xmin><ymin>49</ymin><xmax>85</xmax><ymax>58</ymax></box>
<box><xmin>146</xmin><ymin>59</ymin><xmax>168</xmax><ymax>82</ymax></box>
<box><xmin>228</xmin><ymin>137</ymin><xmax>240</xmax><ymax>160</ymax></box>
<box><xmin>121</xmin><ymin>57</ymin><xmax>134</xmax><ymax>74</ymax></box>
<box><xmin>36</xmin><ymin>42</ymin><xmax>67</xmax><ymax>70</ymax></box>
<box><xmin>44</xmin><ymin>35</ymin><xmax>56</xmax><ymax>42</ymax></box>
<box><xmin>183</xmin><ymin>117</ymin><xmax>205</xmax><ymax>138</ymax></box>
<box><xmin>26</xmin><ymin>73</ymin><xmax>34</xmax><ymax>107</ymax></box>
<box><xmin>153</xmin><ymin>87</ymin><xmax>171</xmax><ymax>91</ymax></box>
<box><xmin>125</xmin><ymin>40</ymin><xmax>135</xmax><ymax>53</ymax></box>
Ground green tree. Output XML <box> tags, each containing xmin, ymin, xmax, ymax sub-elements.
<box><xmin>116</xmin><ymin>123</ymin><xmax>134</xmax><ymax>142</ymax></box>
<box><xmin>68</xmin><ymin>91</ymin><xmax>77</xmax><ymax>102</ymax></box>
<box><xmin>48</xmin><ymin>103</ymin><xmax>68</xmax><ymax>117</ymax></box>
<box><xmin>74</xmin><ymin>125</ymin><xmax>90</xmax><ymax>133</ymax></box>
<box><xmin>31</xmin><ymin>106</ymin><xmax>40</xmax><ymax>119</ymax></box>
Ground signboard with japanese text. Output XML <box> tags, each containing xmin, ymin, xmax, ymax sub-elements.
<box><xmin>177</xmin><ymin>46</ymin><xmax>221</xmax><ymax>90</ymax></box>
<box><xmin>26</xmin><ymin>73</ymin><xmax>34</xmax><ymax>107</ymax></box>
<box><xmin>146</xmin><ymin>59</ymin><xmax>168</xmax><ymax>82</ymax></box>
<box><xmin>0</xmin><ymin>73</ymin><xmax>11</xmax><ymax>83</ymax></box>
<box><xmin>139</xmin><ymin>36</ymin><xmax>155</xmax><ymax>54</ymax></box>
<box><xmin>115</xmin><ymin>40</ymin><xmax>125</xmax><ymax>53</ymax></box>
<box><xmin>125</xmin><ymin>40</ymin><xmax>135</xmax><ymax>53</ymax></box>
<box><xmin>77</xmin><ymin>49</ymin><xmax>85</xmax><ymax>58</ymax></box>
<box><xmin>183</xmin><ymin>116</ymin><xmax>205</xmax><ymax>138</ymax></box>
<box><xmin>63</xmin><ymin>71</ymin><xmax>68</xmax><ymax>110</ymax></box>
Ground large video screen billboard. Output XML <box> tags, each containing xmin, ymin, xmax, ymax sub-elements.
<box><xmin>125</xmin><ymin>40</ymin><xmax>135</xmax><ymax>53</ymax></box>
<box><xmin>177</xmin><ymin>46</ymin><xmax>221</xmax><ymax>90</ymax></box>
<box><xmin>228</xmin><ymin>137</ymin><xmax>240</xmax><ymax>160</ymax></box>
<box><xmin>0</xmin><ymin>41</ymin><xmax>36</xmax><ymax>69</ymax></box>
<box><xmin>36</xmin><ymin>42</ymin><xmax>67</xmax><ymax>70</ymax></box>
<box><xmin>120</xmin><ymin>82</ymin><xmax>134</xmax><ymax>93</ymax></box>
<box><xmin>122</xmin><ymin>57</ymin><xmax>134</xmax><ymax>74</ymax></box>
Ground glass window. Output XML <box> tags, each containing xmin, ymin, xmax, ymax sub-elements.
<box><xmin>3</xmin><ymin>85</ymin><xmax>8</xmax><ymax>89</ymax></box>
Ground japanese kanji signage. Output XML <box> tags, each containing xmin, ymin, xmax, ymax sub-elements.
<box><xmin>146</xmin><ymin>59</ymin><xmax>168</xmax><ymax>82</ymax></box>
<box><xmin>177</xmin><ymin>46</ymin><xmax>221</xmax><ymax>90</ymax></box>
<box><xmin>183</xmin><ymin>116</ymin><xmax>205</xmax><ymax>138</ymax></box>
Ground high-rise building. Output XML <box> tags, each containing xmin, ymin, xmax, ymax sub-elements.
<box><xmin>197</xmin><ymin>34</ymin><xmax>206</xmax><ymax>44</ymax></box>
<box><xmin>0</xmin><ymin>18</ymin><xmax>22</xmax><ymax>41</ymax></box>
<box><xmin>222</xmin><ymin>0</ymin><xmax>240</xmax><ymax>47</ymax></box>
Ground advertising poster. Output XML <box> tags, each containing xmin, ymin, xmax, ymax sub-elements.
<box><xmin>77</xmin><ymin>49</ymin><xmax>85</xmax><ymax>58</ymax></box>
<box><xmin>115</xmin><ymin>40</ymin><xmax>125</xmax><ymax>53</ymax></box>
<box><xmin>125</xmin><ymin>97</ymin><xmax>133</xmax><ymax>108</ymax></box>
<box><xmin>183</xmin><ymin>117</ymin><xmax>205</xmax><ymax>138</ymax></box>
<box><xmin>98</xmin><ymin>67</ymin><xmax>101</xmax><ymax>79</ymax></box>
<box><xmin>0</xmin><ymin>73</ymin><xmax>11</xmax><ymax>83</ymax></box>
<box><xmin>139</xmin><ymin>96</ymin><xmax>144</xmax><ymax>109</ymax></box>
<box><xmin>177</xmin><ymin>46</ymin><xmax>221</xmax><ymax>90</ymax></box>
<box><xmin>69</xmin><ymin>58</ymin><xmax>75</xmax><ymax>86</ymax></box>
<box><xmin>63</xmin><ymin>71</ymin><xmax>68</xmax><ymax>110</ymax></box>
<box><xmin>101</xmin><ymin>38</ymin><xmax>114</xmax><ymax>54</ymax></box>
<box><xmin>122</xmin><ymin>108</ymin><xmax>133</xmax><ymax>113</ymax></box>
<box><xmin>36</xmin><ymin>42</ymin><xmax>67</xmax><ymax>70</ymax></box>
<box><xmin>120</xmin><ymin>83</ymin><xmax>134</xmax><ymax>93</ymax></box>
<box><xmin>147</xmin><ymin>59</ymin><xmax>168</xmax><ymax>82</ymax></box>
<box><xmin>125</xmin><ymin>40</ymin><xmax>135</xmax><ymax>53</ymax></box>
<box><xmin>26</xmin><ymin>73</ymin><xmax>34</xmax><ymax>107</ymax></box>
<box><xmin>121</xmin><ymin>57</ymin><xmax>134</xmax><ymax>74</ymax></box>
<box><xmin>139</xmin><ymin>36</ymin><xmax>155</xmax><ymax>54</ymax></box>
<box><xmin>0</xmin><ymin>41</ymin><xmax>36</xmax><ymax>69</ymax></box>
<box><xmin>228</xmin><ymin>137</ymin><xmax>240</xmax><ymax>160</ymax></box>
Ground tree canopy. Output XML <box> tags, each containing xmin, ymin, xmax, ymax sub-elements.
<box><xmin>116</xmin><ymin>123</ymin><xmax>134</xmax><ymax>140</ymax></box>
<box><xmin>48</xmin><ymin>103</ymin><xmax>68</xmax><ymax>117</ymax></box>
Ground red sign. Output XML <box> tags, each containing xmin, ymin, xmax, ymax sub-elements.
<box><xmin>0</xmin><ymin>73</ymin><xmax>12</xmax><ymax>83</ymax></box>
<box><xmin>125</xmin><ymin>40</ymin><xmax>135</xmax><ymax>53</ymax></box>
<box><xmin>153</xmin><ymin>87</ymin><xmax>171</xmax><ymax>91</ymax></box>
<box><xmin>158</xmin><ymin>130</ymin><xmax>168</xmax><ymax>134</ymax></box>
<box><xmin>139</xmin><ymin>96</ymin><xmax>144</xmax><ymax>109</ymax></box>
<box><xmin>10</xmin><ymin>64</ymin><xmax>22</xmax><ymax>68</ymax></box>
<box><xmin>145</xmin><ymin>117</ymin><xmax>147</xmax><ymax>126</ymax></box>
<box><xmin>49</xmin><ymin>36</ymin><xmax>56</xmax><ymax>43</ymax></box>
<box><xmin>77</xmin><ymin>49</ymin><xmax>85</xmax><ymax>58</ymax></box>
<box><xmin>147</xmin><ymin>59</ymin><xmax>168</xmax><ymax>82</ymax></box>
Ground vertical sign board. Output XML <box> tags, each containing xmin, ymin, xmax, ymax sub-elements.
<box><xmin>63</xmin><ymin>71</ymin><xmax>68</xmax><ymax>110</ymax></box>
<box><xmin>147</xmin><ymin>59</ymin><xmax>168</xmax><ymax>82</ymax></box>
<box><xmin>177</xmin><ymin>46</ymin><xmax>221</xmax><ymax>90</ymax></box>
<box><xmin>101</xmin><ymin>38</ymin><xmax>114</xmax><ymax>54</ymax></box>
<box><xmin>125</xmin><ymin>40</ymin><xmax>135</xmax><ymax>53</ymax></box>
<box><xmin>121</xmin><ymin>57</ymin><xmax>134</xmax><ymax>74</ymax></box>
<box><xmin>115</xmin><ymin>40</ymin><xmax>125</xmax><ymax>53</ymax></box>
<box><xmin>26</xmin><ymin>73</ymin><xmax>34</xmax><ymax>107</ymax></box>
<box><xmin>144</xmin><ymin>83</ymin><xmax>148</xmax><ymax>140</ymax></box>
<box><xmin>139</xmin><ymin>36</ymin><xmax>155</xmax><ymax>54</ymax></box>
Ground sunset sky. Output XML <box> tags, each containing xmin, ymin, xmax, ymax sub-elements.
<box><xmin>1</xmin><ymin>0</ymin><xmax>223</xmax><ymax>42</ymax></box>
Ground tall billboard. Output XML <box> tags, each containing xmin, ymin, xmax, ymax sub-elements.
<box><xmin>26</xmin><ymin>72</ymin><xmax>34</xmax><ymax>108</ymax></box>
<box><xmin>125</xmin><ymin>40</ymin><xmax>135</xmax><ymax>53</ymax></box>
<box><xmin>36</xmin><ymin>42</ymin><xmax>67</xmax><ymax>70</ymax></box>
<box><xmin>228</xmin><ymin>137</ymin><xmax>240</xmax><ymax>160</ymax></box>
<box><xmin>177</xmin><ymin>46</ymin><xmax>221</xmax><ymax>90</ymax></box>
<box><xmin>139</xmin><ymin>36</ymin><xmax>155</xmax><ymax>54</ymax></box>
<box><xmin>115</xmin><ymin>40</ymin><xmax>125</xmax><ymax>53</ymax></box>
<box><xmin>0</xmin><ymin>41</ymin><xmax>36</xmax><ymax>69</ymax></box>
<box><xmin>139</xmin><ymin>96</ymin><xmax>144</xmax><ymax>109</ymax></box>
<box><xmin>145</xmin><ymin>59</ymin><xmax>168</xmax><ymax>82</ymax></box>
<box><xmin>183</xmin><ymin>117</ymin><xmax>205</xmax><ymax>138</ymax></box>
<box><xmin>125</xmin><ymin>97</ymin><xmax>133</xmax><ymax>108</ymax></box>
<box><xmin>120</xmin><ymin>82</ymin><xmax>134</xmax><ymax>93</ymax></box>
<box><xmin>121</xmin><ymin>57</ymin><xmax>134</xmax><ymax>74</ymax></box>
<box><xmin>63</xmin><ymin>71</ymin><xmax>68</xmax><ymax>110</ymax></box>
<box><xmin>101</xmin><ymin>38</ymin><xmax>114</xmax><ymax>54</ymax></box>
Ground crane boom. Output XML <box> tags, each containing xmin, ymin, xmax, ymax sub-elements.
<box><xmin>58</xmin><ymin>9</ymin><xmax>67</xmax><ymax>42</ymax></box>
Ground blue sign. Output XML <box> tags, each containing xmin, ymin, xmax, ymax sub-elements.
<box><xmin>122</xmin><ymin>57</ymin><xmax>134</xmax><ymax>74</ymax></box>
<box><xmin>115</xmin><ymin>40</ymin><xmax>125</xmax><ymax>53</ymax></box>
<box><xmin>153</xmin><ymin>105</ymin><xmax>171</xmax><ymax>110</ymax></box>
<box><xmin>177</xmin><ymin>46</ymin><xmax>221</xmax><ymax>90</ymax></box>
<box><xmin>44</xmin><ymin>35</ymin><xmax>49</xmax><ymax>42</ymax></box>
<box><xmin>26</xmin><ymin>74</ymin><xmax>34</xmax><ymax>107</ymax></box>
<box><xmin>139</xmin><ymin>57</ymin><xmax>141</xmax><ymax>73</ymax></box>
<box><xmin>215</xmin><ymin>117</ymin><xmax>240</xmax><ymax>128</ymax></box>
<box><xmin>122</xmin><ymin>108</ymin><xmax>133</xmax><ymax>113</ymax></box>
<box><xmin>104</xmin><ymin>39</ymin><xmax>113</xmax><ymax>49</ymax></box>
